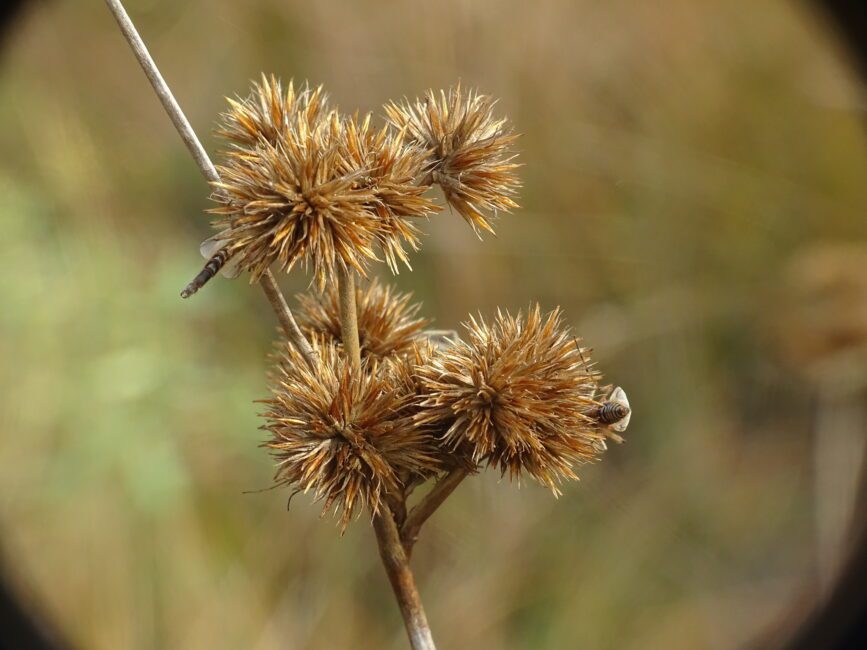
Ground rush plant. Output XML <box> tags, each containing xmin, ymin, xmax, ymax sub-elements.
<box><xmin>104</xmin><ymin>2</ymin><xmax>631</xmax><ymax>648</ymax></box>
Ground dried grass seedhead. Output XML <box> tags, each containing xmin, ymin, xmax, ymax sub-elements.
<box><xmin>385</xmin><ymin>83</ymin><xmax>520</xmax><ymax>235</ymax></box>
<box><xmin>263</xmin><ymin>340</ymin><xmax>440</xmax><ymax>530</ymax></box>
<box><xmin>416</xmin><ymin>305</ymin><xmax>607</xmax><ymax>490</ymax></box>
<box><xmin>210</xmin><ymin>77</ymin><xmax>379</xmax><ymax>289</ymax></box>
<box><xmin>340</xmin><ymin>114</ymin><xmax>440</xmax><ymax>272</ymax></box>
<box><xmin>296</xmin><ymin>278</ymin><xmax>430</xmax><ymax>360</ymax></box>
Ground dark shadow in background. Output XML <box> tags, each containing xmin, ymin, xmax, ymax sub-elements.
<box><xmin>0</xmin><ymin>555</ymin><xmax>69</xmax><ymax>650</ymax></box>
<box><xmin>1</xmin><ymin>2</ymin><xmax>69</xmax><ymax>646</ymax></box>
<box><xmin>0</xmin><ymin>1</ymin><xmax>864</xmax><ymax>649</ymax></box>
<box><xmin>0</xmin><ymin>0</ymin><xmax>30</xmax><ymax>53</ymax></box>
<box><xmin>761</xmin><ymin>5</ymin><xmax>867</xmax><ymax>648</ymax></box>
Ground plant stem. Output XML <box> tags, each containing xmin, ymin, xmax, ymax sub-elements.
<box><xmin>373</xmin><ymin>509</ymin><xmax>437</xmax><ymax>650</ymax></box>
<box><xmin>259</xmin><ymin>271</ymin><xmax>317</xmax><ymax>369</ymax></box>
<box><xmin>103</xmin><ymin>0</ymin><xmax>219</xmax><ymax>184</ymax></box>
<box><xmin>402</xmin><ymin>468</ymin><xmax>469</xmax><ymax>557</ymax></box>
<box><xmin>336</xmin><ymin>265</ymin><xmax>362</xmax><ymax>370</ymax></box>
<box><xmin>103</xmin><ymin>0</ymin><xmax>313</xmax><ymax>364</ymax></box>
<box><xmin>334</xmin><ymin>268</ymin><xmax>436</xmax><ymax>649</ymax></box>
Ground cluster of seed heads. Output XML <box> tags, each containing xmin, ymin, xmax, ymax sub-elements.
<box><xmin>183</xmin><ymin>75</ymin><xmax>630</xmax><ymax>529</ymax></box>
<box><xmin>267</xmin><ymin>288</ymin><xmax>630</xmax><ymax>528</ymax></box>
<box><xmin>182</xmin><ymin>75</ymin><xmax>520</xmax><ymax>296</ymax></box>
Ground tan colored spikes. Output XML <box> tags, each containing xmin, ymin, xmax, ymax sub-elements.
<box><xmin>216</xmin><ymin>74</ymin><xmax>330</xmax><ymax>149</ymax></box>
<box><xmin>205</xmin><ymin>78</ymin><xmax>522</xmax><ymax>290</ymax></box>
<box><xmin>416</xmin><ymin>305</ymin><xmax>607</xmax><ymax>491</ymax></box>
<box><xmin>340</xmin><ymin>114</ymin><xmax>440</xmax><ymax>272</ymax></box>
<box><xmin>296</xmin><ymin>278</ymin><xmax>431</xmax><ymax>360</ymax></box>
<box><xmin>262</xmin><ymin>340</ymin><xmax>441</xmax><ymax>531</ymax></box>
<box><xmin>388</xmin><ymin>339</ymin><xmax>480</xmax><ymax>472</ymax></box>
<box><xmin>385</xmin><ymin>83</ymin><xmax>520</xmax><ymax>235</ymax></box>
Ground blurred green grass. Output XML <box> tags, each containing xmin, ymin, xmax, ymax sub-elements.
<box><xmin>1</xmin><ymin>0</ymin><xmax>866</xmax><ymax>648</ymax></box>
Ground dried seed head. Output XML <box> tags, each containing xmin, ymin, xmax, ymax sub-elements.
<box><xmin>296</xmin><ymin>278</ymin><xmax>430</xmax><ymax>360</ymax></box>
<box><xmin>263</xmin><ymin>340</ymin><xmax>440</xmax><ymax>530</ymax></box>
<box><xmin>210</xmin><ymin>76</ymin><xmax>379</xmax><ymax>289</ymax></box>
<box><xmin>385</xmin><ymin>83</ymin><xmax>520</xmax><ymax>235</ymax></box>
<box><xmin>339</xmin><ymin>113</ymin><xmax>440</xmax><ymax>272</ymax></box>
<box><xmin>416</xmin><ymin>305</ymin><xmax>609</xmax><ymax>491</ymax></box>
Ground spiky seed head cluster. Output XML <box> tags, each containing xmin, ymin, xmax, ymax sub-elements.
<box><xmin>385</xmin><ymin>83</ymin><xmax>520</xmax><ymax>235</ymax></box>
<box><xmin>383</xmin><ymin>338</ymin><xmax>468</xmax><ymax>464</ymax></box>
<box><xmin>203</xmin><ymin>77</ymin><xmax>519</xmax><ymax>289</ymax></box>
<box><xmin>416</xmin><ymin>305</ymin><xmax>606</xmax><ymax>491</ymax></box>
<box><xmin>386</xmin><ymin>338</ymin><xmax>480</xmax><ymax>472</ymax></box>
<box><xmin>296</xmin><ymin>278</ymin><xmax>430</xmax><ymax>360</ymax></box>
<box><xmin>263</xmin><ymin>340</ymin><xmax>441</xmax><ymax>530</ymax></box>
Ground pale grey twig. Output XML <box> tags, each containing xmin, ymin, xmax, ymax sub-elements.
<box><xmin>103</xmin><ymin>0</ymin><xmax>219</xmax><ymax>184</ymax></box>
<box><xmin>102</xmin><ymin>0</ymin><xmax>316</xmax><ymax>370</ymax></box>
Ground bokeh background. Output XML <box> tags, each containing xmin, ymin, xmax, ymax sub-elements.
<box><xmin>1</xmin><ymin>1</ymin><xmax>866</xmax><ymax>648</ymax></box>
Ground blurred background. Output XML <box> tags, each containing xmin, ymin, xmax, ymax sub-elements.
<box><xmin>1</xmin><ymin>1</ymin><xmax>866</xmax><ymax>648</ymax></box>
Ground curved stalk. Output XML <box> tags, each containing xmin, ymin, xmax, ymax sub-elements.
<box><xmin>401</xmin><ymin>468</ymin><xmax>469</xmax><ymax>557</ymax></box>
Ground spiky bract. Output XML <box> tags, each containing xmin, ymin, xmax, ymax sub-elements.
<box><xmin>416</xmin><ymin>305</ymin><xmax>605</xmax><ymax>491</ymax></box>
<box><xmin>263</xmin><ymin>341</ymin><xmax>440</xmax><ymax>530</ymax></box>
<box><xmin>385</xmin><ymin>84</ymin><xmax>520</xmax><ymax>235</ymax></box>
<box><xmin>296</xmin><ymin>278</ymin><xmax>430</xmax><ymax>360</ymax></box>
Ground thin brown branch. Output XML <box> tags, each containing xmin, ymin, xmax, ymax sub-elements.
<box><xmin>373</xmin><ymin>508</ymin><xmax>437</xmax><ymax>650</ymax></box>
<box><xmin>337</xmin><ymin>266</ymin><xmax>362</xmax><ymax>370</ymax></box>
<box><xmin>259</xmin><ymin>270</ymin><xmax>317</xmax><ymax>370</ymax></box>
<box><xmin>402</xmin><ymin>468</ymin><xmax>469</xmax><ymax>556</ymax></box>
<box><xmin>103</xmin><ymin>0</ymin><xmax>314</xmax><ymax>364</ymax></box>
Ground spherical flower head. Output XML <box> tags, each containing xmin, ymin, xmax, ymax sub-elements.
<box><xmin>340</xmin><ymin>114</ymin><xmax>440</xmax><ymax>273</ymax></box>
<box><xmin>385</xmin><ymin>83</ymin><xmax>520</xmax><ymax>235</ymax></box>
<box><xmin>416</xmin><ymin>305</ymin><xmax>607</xmax><ymax>491</ymax></box>
<box><xmin>263</xmin><ymin>340</ymin><xmax>441</xmax><ymax>530</ymax></box>
<box><xmin>296</xmin><ymin>278</ymin><xmax>430</xmax><ymax>360</ymax></box>
<box><xmin>210</xmin><ymin>76</ymin><xmax>379</xmax><ymax>289</ymax></box>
